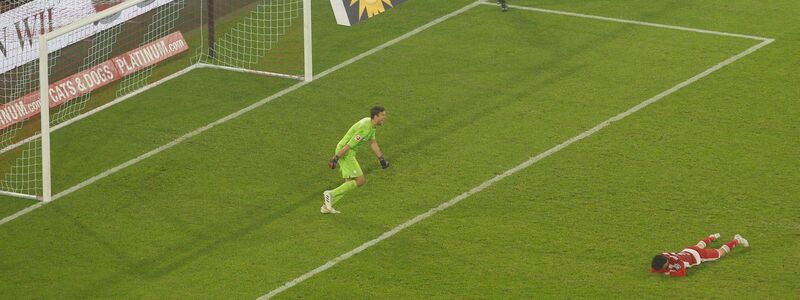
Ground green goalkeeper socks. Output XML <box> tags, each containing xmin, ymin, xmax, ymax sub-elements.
<box><xmin>332</xmin><ymin>180</ymin><xmax>358</xmax><ymax>205</ymax></box>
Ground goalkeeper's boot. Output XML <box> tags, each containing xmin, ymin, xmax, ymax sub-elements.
<box><xmin>710</xmin><ymin>233</ymin><xmax>720</xmax><ymax>241</ymax></box>
<box><xmin>320</xmin><ymin>205</ymin><xmax>340</xmax><ymax>214</ymax></box>
<box><xmin>320</xmin><ymin>191</ymin><xmax>340</xmax><ymax>214</ymax></box>
<box><xmin>323</xmin><ymin>190</ymin><xmax>333</xmax><ymax>211</ymax></box>
<box><xmin>499</xmin><ymin>0</ymin><xmax>508</xmax><ymax>12</ymax></box>
<box><xmin>734</xmin><ymin>234</ymin><xmax>749</xmax><ymax>247</ymax></box>
<box><xmin>320</xmin><ymin>205</ymin><xmax>341</xmax><ymax>214</ymax></box>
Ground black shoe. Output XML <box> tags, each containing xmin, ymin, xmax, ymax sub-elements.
<box><xmin>498</xmin><ymin>1</ymin><xmax>508</xmax><ymax>12</ymax></box>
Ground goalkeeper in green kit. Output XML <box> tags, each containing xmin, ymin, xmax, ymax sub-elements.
<box><xmin>322</xmin><ymin>106</ymin><xmax>389</xmax><ymax>214</ymax></box>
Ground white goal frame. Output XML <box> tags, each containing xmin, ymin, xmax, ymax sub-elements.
<box><xmin>21</xmin><ymin>0</ymin><xmax>313</xmax><ymax>202</ymax></box>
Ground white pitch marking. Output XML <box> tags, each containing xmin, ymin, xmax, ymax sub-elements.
<box><xmin>485</xmin><ymin>2</ymin><xmax>771</xmax><ymax>41</ymax></box>
<box><xmin>0</xmin><ymin>0</ymin><xmax>485</xmax><ymax>225</ymax></box>
<box><xmin>258</xmin><ymin>4</ymin><xmax>775</xmax><ymax>298</ymax></box>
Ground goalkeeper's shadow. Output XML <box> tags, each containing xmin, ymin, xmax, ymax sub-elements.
<box><xmin>57</xmin><ymin>187</ymin><xmax>336</xmax><ymax>295</ymax></box>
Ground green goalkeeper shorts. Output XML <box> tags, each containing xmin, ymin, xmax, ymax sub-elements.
<box><xmin>338</xmin><ymin>152</ymin><xmax>363</xmax><ymax>179</ymax></box>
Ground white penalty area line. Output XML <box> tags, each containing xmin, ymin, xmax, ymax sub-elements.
<box><xmin>486</xmin><ymin>2</ymin><xmax>772</xmax><ymax>41</ymax></box>
<box><xmin>259</xmin><ymin>3</ymin><xmax>775</xmax><ymax>299</ymax></box>
<box><xmin>0</xmin><ymin>1</ymin><xmax>484</xmax><ymax>225</ymax></box>
<box><xmin>260</xmin><ymin>39</ymin><xmax>775</xmax><ymax>300</ymax></box>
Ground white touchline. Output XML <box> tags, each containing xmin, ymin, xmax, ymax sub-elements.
<box><xmin>258</xmin><ymin>2</ymin><xmax>775</xmax><ymax>299</ymax></box>
<box><xmin>0</xmin><ymin>0</ymin><xmax>484</xmax><ymax>225</ymax></box>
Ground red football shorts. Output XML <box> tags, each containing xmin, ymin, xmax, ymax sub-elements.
<box><xmin>686</xmin><ymin>245</ymin><xmax>721</xmax><ymax>261</ymax></box>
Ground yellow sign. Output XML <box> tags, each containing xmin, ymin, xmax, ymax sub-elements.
<box><xmin>330</xmin><ymin>0</ymin><xmax>408</xmax><ymax>26</ymax></box>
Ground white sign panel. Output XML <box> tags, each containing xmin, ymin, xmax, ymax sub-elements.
<box><xmin>0</xmin><ymin>0</ymin><xmax>175</xmax><ymax>74</ymax></box>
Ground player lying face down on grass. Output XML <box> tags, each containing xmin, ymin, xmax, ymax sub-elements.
<box><xmin>321</xmin><ymin>106</ymin><xmax>388</xmax><ymax>214</ymax></box>
<box><xmin>651</xmin><ymin>233</ymin><xmax>748</xmax><ymax>277</ymax></box>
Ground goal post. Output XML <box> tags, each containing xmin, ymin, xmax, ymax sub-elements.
<box><xmin>194</xmin><ymin>0</ymin><xmax>311</xmax><ymax>80</ymax></box>
<box><xmin>0</xmin><ymin>0</ymin><xmax>312</xmax><ymax>202</ymax></box>
<box><xmin>303</xmin><ymin>0</ymin><xmax>312</xmax><ymax>82</ymax></box>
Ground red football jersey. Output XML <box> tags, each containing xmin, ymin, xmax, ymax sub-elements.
<box><xmin>652</xmin><ymin>249</ymin><xmax>701</xmax><ymax>277</ymax></box>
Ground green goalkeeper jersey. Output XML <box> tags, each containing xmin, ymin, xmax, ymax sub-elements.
<box><xmin>336</xmin><ymin>117</ymin><xmax>376</xmax><ymax>153</ymax></box>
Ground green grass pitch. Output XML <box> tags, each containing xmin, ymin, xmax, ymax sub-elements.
<box><xmin>1</xmin><ymin>0</ymin><xmax>797</xmax><ymax>298</ymax></box>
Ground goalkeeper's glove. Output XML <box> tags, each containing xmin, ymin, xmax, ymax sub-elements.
<box><xmin>328</xmin><ymin>155</ymin><xmax>339</xmax><ymax>169</ymax></box>
<box><xmin>379</xmin><ymin>155</ymin><xmax>389</xmax><ymax>169</ymax></box>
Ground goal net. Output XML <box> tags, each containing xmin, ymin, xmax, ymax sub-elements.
<box><xmin>0</xmin><ymin>0</ymin><xmax>311</xmax><ymax>201</ymax></box>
